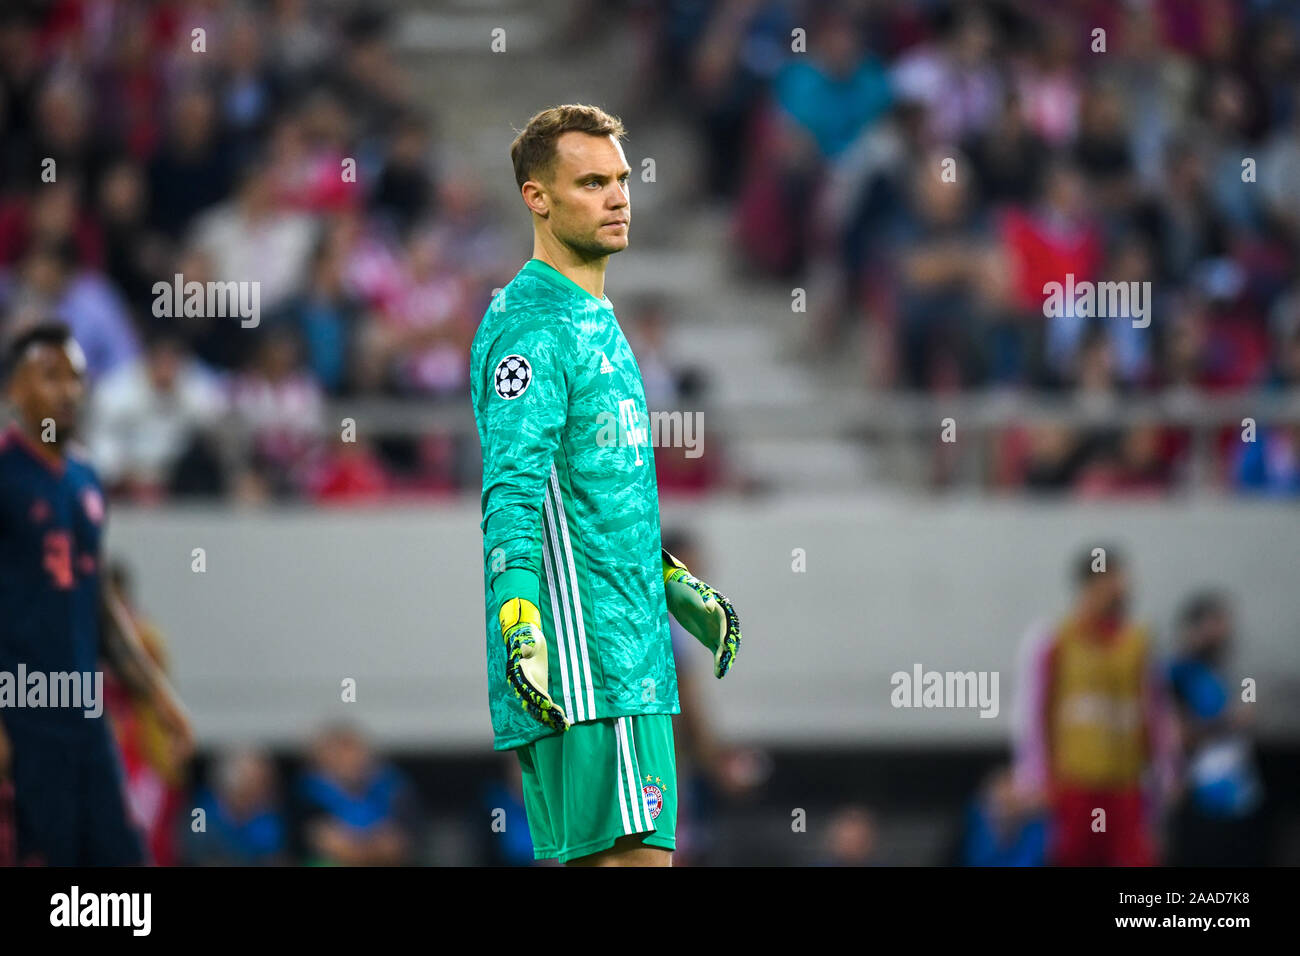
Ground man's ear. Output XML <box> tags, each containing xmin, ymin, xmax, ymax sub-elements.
<box><xmin>522</xmin><ymin>181</ymin><xmax>549</xmax><ymax>217</ymax></box>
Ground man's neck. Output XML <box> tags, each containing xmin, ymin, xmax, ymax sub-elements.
<box><xmin>531</xmin><ymin>243</ymin><xmax>607</xmax><ymax>301</ymax></box>
<box><xmin>1072</xmin><ymin>605</ymin><xmax>1123</xmax><ymax>639</ymax></box>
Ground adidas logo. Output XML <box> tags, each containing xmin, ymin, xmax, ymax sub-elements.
<box><xmin>599</xmin><ymin>352</ymin><xmax>614</xmax><ymax>375</ymax></box>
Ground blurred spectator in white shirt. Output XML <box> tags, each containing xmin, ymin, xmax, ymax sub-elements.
<box><xmin>190</xmin><ymin>159</ymin><xmax>317</xmax><ymax>314</ymax></box>
<box><xmin>89</xmin><ymin>332</ymin><xmax>227</xmax><ymax>496</ymax></box>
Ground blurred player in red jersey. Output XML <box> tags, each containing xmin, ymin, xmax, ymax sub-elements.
<box><xmin>1013</xmin><ymin>545</ymin><xmax>1177</xmax><ymax>866</ymax></box>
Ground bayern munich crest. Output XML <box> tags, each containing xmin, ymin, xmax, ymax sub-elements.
<box><xmin>642</xmin><ymin>780</ymin><xmax>664</xmax><ymax>820</ymax></box>
<box><xmin>494</xmin><ymin>354</ymin><xmax>532</xmax><ymax>399</ymax></box>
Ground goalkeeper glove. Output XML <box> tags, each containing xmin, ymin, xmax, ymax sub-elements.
<box><xmin>499</xmin><ymin>597</ymin><xmax>570</xmax><ymax>733</ymax></box>
<box><xmin>662</xmin><ymin>548</ymin><xmax>741</xmax><ymax>678</ymax></box>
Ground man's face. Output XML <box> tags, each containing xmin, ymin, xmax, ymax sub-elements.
<box><xmin>1046</xmin><ymin>166</ymin><xmax>1085</xmax><ymax>217</ymax></box>
<box><xmin>9</xmin><ymin>341</ymin><xmax>86</xmax><ymax>438</ymax></box>
<box><xmin>317</xmin><ymin>733</ymin><xmax>370</xmax><ymax>789</ymax></box>
<box><xmin>1191</xmin><ymin>608</ymin><xmax>1233</xmax><ymax>662</ymax></box>
<box><xmin>147</xmin><ymin>342</ymin><xmax>181</xmax><ymax>392</ymax></box>
<box><xmin>536</xmin><ymin>132</ymin><xmax>630</xmax><ymax>260</ymax></box>
<box><xmin>1091</xmin><ymin>567</ymin><xmax>1130</xmax><ymax>623</ymax></box>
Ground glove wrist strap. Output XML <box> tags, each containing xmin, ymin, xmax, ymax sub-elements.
<box><xmin>662</xmin><ymin>547</ymin><xmax>690</xmax><ymax>585</ymax></box>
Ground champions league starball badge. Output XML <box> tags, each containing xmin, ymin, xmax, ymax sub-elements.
<box><xmin>494</xmin><ymin>355</ymin><xmax>532</xmax><ymax>399</ymax></box>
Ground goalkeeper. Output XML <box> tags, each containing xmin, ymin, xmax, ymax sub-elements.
<box><xmin>470</xmin><ymin>104</ymin><xmax>741</xmax><ymax>867</ymax></box>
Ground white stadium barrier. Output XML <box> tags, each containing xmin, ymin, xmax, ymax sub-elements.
<box><xmin>106</xmin><ymin>498</ymin><xmax>1300</xmax><ymax>750</ymax></box>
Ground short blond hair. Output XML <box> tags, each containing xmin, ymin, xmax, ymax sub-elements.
<box><xmin>510</xmin><ymin>104</ymin><xmax>626</xmax><ymax>190</ymax></box>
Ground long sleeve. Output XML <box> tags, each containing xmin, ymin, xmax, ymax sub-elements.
<box><xmin>1012</xmin><ymin>620</ymin><xmax>1055</xmax><ymax>792</ymax></box>
<box><xmin>476</xmin><ymin>320</ymin><xmax>570</xmax><ymax>604</ymax></box>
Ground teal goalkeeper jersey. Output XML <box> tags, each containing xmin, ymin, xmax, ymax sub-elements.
<box><xmin>471</xmin><ymin>257</ymin><xmax>680</xmax><ymax>750</ymax></box>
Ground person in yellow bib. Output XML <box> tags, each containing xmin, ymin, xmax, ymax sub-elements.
<box><xmin>1013</xmin><ymin>546</ymin><xmax>1175</xmax><ymax>866</ymax></box>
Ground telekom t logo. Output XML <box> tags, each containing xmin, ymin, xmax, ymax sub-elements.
<box><xmin>618</xmin><ymin>399</ymin><xmax>645</xmax><ymax>466</ymax></box>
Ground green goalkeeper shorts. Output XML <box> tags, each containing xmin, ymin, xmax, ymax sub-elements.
<box><xmin>515</xmin><ymin>714</ymin><xmax>677</xmax><ymax>863</ymax></box>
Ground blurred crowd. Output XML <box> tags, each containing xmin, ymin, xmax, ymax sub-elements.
<box><xmin>0</xmin><ymin>0</ymin><xmax>719</xmax><ymax>504</ymax></box>
<box><xmin>645</xmin><ymin>0</ymin><xmax>1300</xmax><ymax>496</ymax></box>
<box><xmin>4</xmin><ymin>0</ymin><xmax>1299</xmax><ymax>503</ymax></box>
<box><xmin>0</xmin><ymin>0</ymin><xmax>502</xmax><ymax>502</ymax></box>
